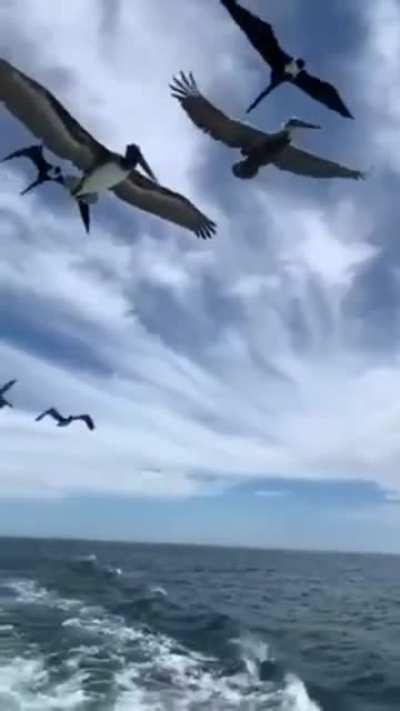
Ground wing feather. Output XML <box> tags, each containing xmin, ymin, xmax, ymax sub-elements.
<box><xmin>35</xmin><ymin>407</ymin><xmax>62</xmax><ymax>422</ymax></box>
<box><xmin>75</xmin><ymin>414</ymin><xmax>95</xmax><ymax>430</ymax></box>
<box><xmin>0</xmin><ymin>59</ymin><xmax>105</xmax><ymax>170</ymax></box>
<box><xmin>171</xmin><ymin>72</ymin><xmax>265</xmax><ymax>150</ymax></box>
<box><xmin>220</xmin><ymin>0</ymin><xmax>290</xmax><ymax>68</ymax></box>
<box><xmin>113</xmin><ymin>170</ymin><xmax>216</xmax><ymax>239</ymax></box>
<box><xmin>294</xmin><ymin>71</ymin><xmax>353</xmax><ymax>119</ymax></box>
<box><xmin>0</xmin><ymin>379</ymin><xmax>16</xmax><ymax>395</ymax></box>
<box><xmin>274</xmin><ymin>145</ymin><xmax>365</xmax><ymax>180</ymax></box>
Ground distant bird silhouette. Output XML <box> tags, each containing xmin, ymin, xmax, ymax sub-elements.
<box><xmin>2</xmin><ymin>144</ymin><xmax>93</xmax><ymax>233</ymax></box>
<box><xmin>35</xmin><ymin>407</ymin><xmax>95</xmax><ymax>430</ymax></box>
<box><xmin>0</xmin><ymin>379</ymin><xmax>17</xmax><ymax>409</ymax></box>
<box><xmin>220</xmin><ymin>0</ymin><xmax>353</xmax><ymax>119</ymax></box>
<box><xmin>0</xmin><ymin>58</ymin><xmax>215</xmax><ymax>239</ymax></box>
<box><xmin>171</xmin><ymin>73</ymin><xmax>364</xmax><ymax>181</ymax></box>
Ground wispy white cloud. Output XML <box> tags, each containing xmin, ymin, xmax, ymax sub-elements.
<box><xmin>0</xmin><ymin>0</ymin><xmax>399</xmax><ymax>509</ymax></box>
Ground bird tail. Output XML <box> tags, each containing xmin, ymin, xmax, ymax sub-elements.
<box><xmin>246</xmin><ymin>82</ymin><xmax>278</xmax><ymax>114</ymax></box>
<box><xmin>77</xmin><ymin>202</ymin><xmax>90</xmax><ymax>234</ymax></box>
<box><xmin>20</xmin><ymin>176</ymin><xmax>48</xmax><ymax>195</ymax></box>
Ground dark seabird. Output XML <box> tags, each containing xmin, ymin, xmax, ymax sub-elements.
<box><xmin>2</xmin><ymin>144</ymin><xmax>92</xmax><ymax>233</ymax></box>
<box><xmin>220</xmin><ymin>0</ymin><xmax>353</xmax><ymax>119</ymax></box>
<box><xmin>0</xmin><ymin>379</ymin><xmax>17</xmax><ymax>409</ymax></box>
<box><xmin>171</xmin><ymin>73</ymin><xmax>364</xmax><ymax>180</ymax></box>
<box><xmin>35</xmin><ymin>407</ymin><xmax>95</xmax><ymax>431</ymax></box>
<box><xmin>0</xmin><ymin>58</ymin><xmax>216</xmax><ymax>239</ymax></box>
<box><xmin>2</xmin><ymin>144</ymin><xmax>63</xmax><ymax>194</ymax></box>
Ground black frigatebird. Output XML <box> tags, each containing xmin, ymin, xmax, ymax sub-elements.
<box><xmin>221</xmin><ymin>0</ymin><xmax>353</xmax><ymax>119</ymax></box>
<box><xmin>2</xmin><ymin>144</ymin><xmax>92</xmax><ymax>233</ymax></box>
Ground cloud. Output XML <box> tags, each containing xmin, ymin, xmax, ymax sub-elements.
<box><xmin>0</xmin><ymin>0</ymin><xmax>399</xmax><ymax>513</ymax></box>
<box><xmin>254</xmin><ymin>489</ymin><xmax>289</xmax><ymax>499</ymax></box>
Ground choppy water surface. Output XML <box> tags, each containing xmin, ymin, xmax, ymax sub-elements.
<box><xmin>0</xmin><ymin>538</ymin><xmax>398</xmax><ymax>710</ymax></box>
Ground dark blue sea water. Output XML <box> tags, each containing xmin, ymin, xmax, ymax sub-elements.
<box><xmin>0</xmin><ymin>538</ymin><xmax>398</xmax><ymax>710</ymax></box>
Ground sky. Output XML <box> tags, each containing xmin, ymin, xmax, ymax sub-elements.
<box><xmin>0</xmin><ymin>0</ymin><xmax>399</xmax><ymax>553</ymax></box>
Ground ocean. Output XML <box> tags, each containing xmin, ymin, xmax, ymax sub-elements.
<box><xmin>0</xmin><ymin>538</ymin><xmax>398</xmax><ymax>710</ymax></box>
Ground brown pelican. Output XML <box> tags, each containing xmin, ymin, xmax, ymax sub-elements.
<box><xmin>220</xmin><ymin>0</ymin><xmax>353</xmax><ymax>119</ymax></box>
<box><xmin>35</xmin><ymin>407</ymin><xmax>95</xmax><ymax>430</ymax></box>
<box><xmin>171</xmin><ymin>73</ymin><xmax>364</xmax><ymax>181</ymax></box>
<box><xmin>0</xmin><ymin>59</ymin><xmax>216</xmax><ymax>239</ymax></box>
<box><xmin>0</xmin><ymin>379</ymin><xmax>17</xmax><ymax>409</ymax></box>
<box><xmin>2</xmin><ymin>144</ymin><xmax>93</xmax><ymax>233</ymax></box>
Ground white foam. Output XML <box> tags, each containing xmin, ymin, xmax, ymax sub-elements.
<box><xmin>149</xmin><ymin>586</ymin><xmax>168</xmax><ymax>598</ymax></box>
<box><xmin>74</xmin><ymin>554</ymin><xmax>97</xmax><ymax>564</ymax></box>
<box><xmin>281</xmin><ymin>674</ymin><xmax>322</xmax><ymax>711</ymax></box>
<box><xmin>7</xmin><ymin>580</ymin><xmax>50</xmax><ymax>605</ymax></box>
<box><xmin>111</xmin><ymin>630</ymin><xmax>322</xmax><ymax>710</ymax></box>
<box><xmin>232</xmin><ymin>631</ymin><xmax>271</xmax><ymax>679</ymax></box>
<box><xmin>0</xmin><ymin>656</ymin><xmax>88</xmax><ymax>710</ymax></box>
<box><xmin>2</xmin><ymin>582</ymin><xmax>321</xmax><ymax>710</ymax></box>
<box><xmin>6</xmin><ymin>579</ymin><xmax>81</xmax><ymax>613</ymax></box>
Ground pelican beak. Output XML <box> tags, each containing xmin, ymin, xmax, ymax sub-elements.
<box><xmin>138</xmin><ymin>153</ymin><xmax>158</xmax><ymax>182</ymax></box>
<box><xmin>299</xmin><ymin>121</ymin><xmax>321</xmax><ymax>129</ymax></box>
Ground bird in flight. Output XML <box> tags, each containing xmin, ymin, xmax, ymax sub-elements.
<box><xmin>0</xmin><ymin>58</ymin><xmax>216</xmax><ymax>239</ymax></box>
<box><xmin>220</xmin><ymin>0</ymin><xmax>353</xmax><ymax>119</ymax></box>
<box><xmin>35</xmin><ymin>407</ymin><xmax>95</xmax><ymax>431</ymax></box>
<box><xmin>2</xmin><ymin>144</ymin><xmax>93</xmax><ymax>233</ymax></box>
<box><xmin>171</xmin><ymin>73</ymin><xmax>364</xmax><ymax>181</ymax></box>
<box><xmin>0</xmin><ymin>379</ymin><xmax>17</xmax><ymax>409</ymax></box>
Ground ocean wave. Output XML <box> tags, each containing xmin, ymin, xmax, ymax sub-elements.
<box><xmin>67</xmin><ymin>554</ymin><xmax>123</xmax><ymax>581</ymax></box>
<box><xmin>0</xmin><ymin>578</ymin><xmax>321</xmax><ymax>709</ymax></box>
<box><xmin>64</xmin><ymin>605</ymin><xmax>320</xmax><ymax>709</ymax></box>
<box><xmin>0</xmin><ymin>655</ymin><xmax>88</xmax><ymax>710</ymax></box>
<box><xmin>149</xmin><ymin>585</ymin><xmax>168</xmax><ymax>598</ymax></box>
<box><xmin>6</xmin><ymin>579</ymin><xmax>82</xmax><ymax>613</ymax></box>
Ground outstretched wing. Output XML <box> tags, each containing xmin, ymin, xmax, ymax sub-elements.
<box><xmin>2</xmin><ymin>144</ymin><xmax>53</xmax><ymax>172</ymax></box>
<box><xmin>0</xmin><ymin>58</ymin><xmax>106</xmax><ymax>170</ymax></box>
<box><xmin>75</xmin><ymin>414</ymin><xmax>95</xmax><ymax>431</ymax></box>
<box><xmin>35</xmin><ymin>407</ymin><xmax>63</xmax><ymax>422</ymax></box>
<box><xmin>113</xmin><ymin>170</ymin><xmax>216</xmax><ymax>240</ymax></box>
<box><xmin>171</xmin><ymin>72</ymin><xmax>265</xmax><ymax>151</ymax></box>
<box><xmin>274</xmin><ymin>145</ymin><xmax>365</xmax><ymax>180</ymax></box>
<box><xmin>0</xmin><ymin>379</ymin><xmax>17</xmax><ymax>395</ymax></box>
<box><xmin>294</xmin><ymin>71</ymin><xmax>353</xmax><ymax>119</ymax></box>
<box><xmin>220</xmin><ymin>0</ymin><xmax>290</xmax><ymax>69</ymax></box>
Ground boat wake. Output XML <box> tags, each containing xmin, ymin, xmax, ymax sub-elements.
<box><xmin>0</xmin><ymin>577</ymin><xmax>321</xmax><ymax>709</ymax></box>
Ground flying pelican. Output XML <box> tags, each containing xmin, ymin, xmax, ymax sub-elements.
<box><xmin>35</xmin><ymin>407</ymin><xmax>95</xmax><ymax>431</ymax></box>
<box><xmin>220</xmin><ymin>0</ymin><xmax>353</xmax><ymax>119</ymax></box>
<box><xmin>0</xmin><ymin>379</ymin><xmax>17</xmax><ymax>409</ymax></box>
<box><xmin>171</xmin><ymin>73</ymin><xmax>365</xmax><ymax>181</ymax></box>
<box><xmin>2</xmin><ymin>144</ymin><xmax>94</xmax><ymax>233</ymax></box>
<box><xmin>0</xmin><ymin>59</ymin><xmax>216</xmax><ymax>239</ymax></box>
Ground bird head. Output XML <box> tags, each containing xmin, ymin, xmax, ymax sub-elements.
<box><xmin>125</xmin><ymin>143</ymin><xmax>158</xmax><ymax>182</ymax></box>
<box><xmin>283</xmin><ymin>117</ymin><xmax>321</xmax><ymax>136</ymax></box>
<box><xmin>296</xmin><ymin>58</ymin><xmax>306</xmax><ymax>70</ymax></box>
